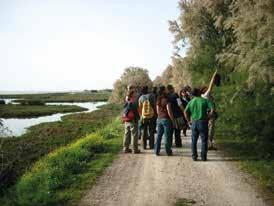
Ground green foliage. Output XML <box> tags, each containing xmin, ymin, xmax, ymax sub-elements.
<box><xmin>98</xmin><ymin>118</ymin><xmax>123</xmax><ymax>140</ymax></box>
<box><xmin>0</xmin><ymin>117</ymin><xmax>123</xmax><ymax>206</ymax></box>
<box><xmin>175</xmin><ymin>198</ymin><xmax>196</xmax><ymax>206</ymax></box>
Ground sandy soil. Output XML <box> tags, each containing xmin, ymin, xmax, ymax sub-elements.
<box><xmin>78</xmin><ymin>132</ymin><xmax>270</xmax><ymax>206</ymax></box>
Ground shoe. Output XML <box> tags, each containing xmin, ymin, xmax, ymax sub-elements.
<box><xmin>201</xmin><ymin>156</ymin><xmax>207</xmax><ymax>161</ymax></box>
<box><xmin>124</xmin><ymin>148</ymin><xmax>132</xmax><ymax>153</ymax></box>
<box><xmin>155</xmin><ymin>153</ymin><xmax>160</xmax><ymax>156</ymax></box>
<box><xmin>133</xmin><ymin>149</ymin><xmax>141</xmax><ymax>154</ymax></box>
<box><xmin>192</xmin><ymin>158</ymin><xmax>197</xmax><ymax>161</ymax></box>
<box><xmin>167</xmin><ymin>151</ymin><xmax>173</xmax><ymax>156</ymax></box>
<box><xmin>176</xmin><ymin>144</ymin><xmax>182</xmax><ymax>148</ymax></box>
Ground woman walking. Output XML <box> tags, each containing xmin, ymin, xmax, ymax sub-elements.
<box><xmin>155</xmin><ymin>86</ymin><xmax>174</xmax><ymax>156</ymax></box>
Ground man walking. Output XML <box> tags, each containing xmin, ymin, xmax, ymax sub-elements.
<box><xmin>122</xmin><ymin>85</ymin><xmax>141</xmax><ymax>154</ymax></box>
<box><xmin>184</xmin><ymin>88</ymin><xmax>214</xmax><ymax>161</ymax></box>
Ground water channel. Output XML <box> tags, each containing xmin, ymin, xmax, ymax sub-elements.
<box><xmin>0</xmin><ymin>101</ymin><xmax>106</xmax><ymax>137</ymax></box>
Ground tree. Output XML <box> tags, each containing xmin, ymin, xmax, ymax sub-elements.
<box><xmin>160</xmin><ymin>65</ymin><xmax>174</xmax><ymax>86</ymax></box>
<box><xmin>166</xmin><ymin>0</ymin><xmax>274</xmax><ymax>159</ymax></box>
<box><xmin>109</xmin><ymin>67</ymin><xmax>153</xmax><ymax>103</ymax></box>
<box><xmin>153</xmin><ymin>76</ymin><xmax>163</xmax><ymax>86</ymax></box>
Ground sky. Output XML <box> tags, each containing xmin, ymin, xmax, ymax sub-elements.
<box><xmin>0</xmin><ymin>0</ymin><xmax>180</xmax><ymax>91</ymax></box>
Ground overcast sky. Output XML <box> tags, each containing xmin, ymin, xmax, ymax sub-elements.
<box><xmin>0</xmin><ymin>0</ymin><xmax>180</xmax><ymax>91</ymax></box>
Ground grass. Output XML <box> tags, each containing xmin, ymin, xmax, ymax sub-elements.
<box><xmin>0</xmin><ymin>104</ymin><xmax>87</xmax><ymax>118</ymax></box>
<box><xmin>0</xmin><ymin>103</ymin><xmax>122</xmax><ymax>194</ymax></box>
<box><xmin>174</xmin><ymin>198</ymin><xmax>196</xmax><ymax>206</ymax></box>
<box><xmin>215</xmin><ymin>126</ymin><xmax>274</xmax><ymax>200</ymax></box>
<box><xmin>0</xmin><ymin>117</ymin><xmax>123</xmax><ymax>206</ymax></box>
<box><xmin>0</xmin><ymin>91</ymin><xmax>111</xmax><ymax>103</ymax></box>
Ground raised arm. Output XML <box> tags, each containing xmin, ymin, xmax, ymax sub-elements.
<box><xmin>207</xmin><ymin>70</ymin><xmax>218</xmax><ymax>93</ymax></box>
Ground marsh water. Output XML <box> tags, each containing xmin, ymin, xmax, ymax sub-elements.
<box><xmin>1</xmin><ymin>101</ymin><xmax>106</xmax><ymax>137</ymax></box>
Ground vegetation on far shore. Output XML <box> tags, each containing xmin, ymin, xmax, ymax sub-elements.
<box><xmin>0</xmin><ymin>104</ymin><xmax>87</xmax><ymax>119</ymax></box>
<box><xmin>0</xmin><ymin>91</ymin><xmax>111</xmax><ymax>103</ymax></box>
<box><xmin>0</xmin><ymin>104</ymin><xmax>122</xmax><ymax>196</ymax></box>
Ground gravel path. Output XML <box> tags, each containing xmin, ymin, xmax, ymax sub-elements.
<box><xmin>79</xmin><ymin>132</ymin><xmax>269</xmax><ymax>206</ymax></box>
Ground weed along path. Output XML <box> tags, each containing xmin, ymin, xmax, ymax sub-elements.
<box><xmin>79</xmin><ymin>132</ymin><xmax>269</xmax><ymax>206</ymax></box>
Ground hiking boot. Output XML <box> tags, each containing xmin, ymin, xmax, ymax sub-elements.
<box><xmin>133</xmin><ymin>149</ymin><xmax>141</xmax><ymax>154</ymax></box>
<box><xmin>124</xmin><ymin>148</ymin><xmax>132</xmax><ymax>153</ymax></box>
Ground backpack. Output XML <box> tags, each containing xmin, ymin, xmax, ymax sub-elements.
<box><xmin>122</xmin><ymin>96</ymin><xmax>136</xmax><ymax>122</ymax></box>
<box><xmin>141</xmin><ymin>99</ymin><xmax>154</xmax><ymax>119</ymax></box>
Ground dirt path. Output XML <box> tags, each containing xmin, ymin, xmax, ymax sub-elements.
<box><xmin>79</xmin><ymin>132</ymin><xmax>269</xmax><ymax>206</ymax></box>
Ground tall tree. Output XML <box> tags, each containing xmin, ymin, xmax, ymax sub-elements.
<box><xmin>109</xmin><ymin>67</ymin><xmax>153</xmax><ymax>103</ymax></box>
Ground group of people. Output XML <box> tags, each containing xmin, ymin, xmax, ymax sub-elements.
<box><xmin>122</xmin><ymin>71</ymin><xmax>219</xmax><ymax>161</ymax></box>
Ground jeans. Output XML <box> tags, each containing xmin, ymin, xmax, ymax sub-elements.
<box><xmin>141</xmin><ymin>118</ymin><xmax>155</xmax><ymax>149</ymax></box>
<box><xmin>155</xmin><ymin>118</ymin><xmax>172</xmax><ymax>155</ymax></box>
<box><xmin>191</xmin><ymin>120</ymin><xmax>209</xmax><ymax>160</ymax></box>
